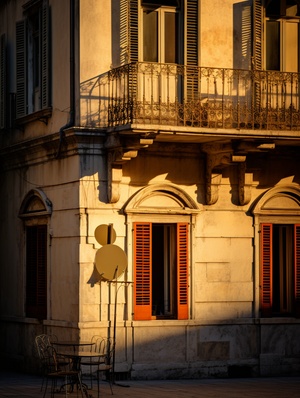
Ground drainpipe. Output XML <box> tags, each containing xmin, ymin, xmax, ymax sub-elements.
<box><xmin>56</xmin><ymin>0</ymin><xmax>76</xmax><ymax>158</ymax></box>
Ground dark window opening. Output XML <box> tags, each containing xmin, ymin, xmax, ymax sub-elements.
<box><xmin>266</xmin><ymin>20</ymin><xmax>280</xmax><ymax>70</ymax></box>
<box><xmin>266</xmin><ymin>0</ymin><xmax>300</xmax><ymax>17</ymax></box>
<box><xmin>272</xmin><ymin>224</ymin><xmax>294</xmax><ymax>315</ymax></box>
<box><xmin>143</xmin><ymin>10</ymin><xmax>158</xmax><ymax>62</ymax></box>
<box><xmin>26</xmin><ymin>224</ymin><xmax>47</xmax><ymax>319</ymax></box>
<box><xmin>142</xmin><ymin>1</ymin><xmax>179</xmax><ymax>8</ymax></box>
<box><xmin>152</xmin><ymin>224</ymin><xmax>177</xmax><ymax>318</ymax></box>
<box><xmin>261</xmin><ymin>223</ymin><xmax>300</xmax><ymax>317</ymax></box>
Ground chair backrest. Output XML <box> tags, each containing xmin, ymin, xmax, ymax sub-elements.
<box><xmin>98</xmin><ymin>338</ymin><xmax>114</xmax><ymax>365</ymax></box>
<box><xmin>90</xmin><ymin>335</ymin><xmax>103</xmax><ymax>353</ymax></box>
<box><xmin>35</xmin><ymin>334</ymin><xmax>49</xmax><ymax>359</ymax></box>
<box><xmin>42</xmin><ymin>345</ymin><xmax>59</xmax><ymax>373</ymax></box>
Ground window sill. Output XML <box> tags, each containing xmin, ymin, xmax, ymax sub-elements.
<box><xmin>16</xmin><ymin>107</ymin><xmax>52</xmax><ymax>126</ymax></box>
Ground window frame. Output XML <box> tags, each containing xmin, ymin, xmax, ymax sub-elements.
<box><xmin>16</xmin><ymin>0</ymin><xmax>51</xmax><ymax>123</ymax></box>
<box><xmin>19</xmin><ymin>189</ymin><xmax>52</xmax><ymax>320</ymax></box>
<box><xmin>260</xmin><ymin>223</ymin><xmax>300</xmax><ymax>317</ymax></box>
<box><xmin>139</xmin><ymin>1</ymin><xmax>182</xmax><ymax>64</ymax></box>
<box><xmin>25</xmin><ymin>222</ymin><xmax>48</xmax><ymax>319</ymax></box>
<box><xmin>133</xmin><ymin>221</ymin><xmax>189</xmax><ymax>321</ymax></box>
<box><xmin>264</xmin><ymin>0</ymin><xmax>300</xmax><ymax>72</ymax></box>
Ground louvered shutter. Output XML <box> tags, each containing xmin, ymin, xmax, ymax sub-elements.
<box><xmin>253</xmin><ymin>0</ymin><xmax>262</xmax><ymax>70</ymax></box>
<box><xmin>260</xmin><ymin>224</ymin><xmax>273</xmax><ymax>316</ymax></box>
<box><xmin>177</xmin><ymin>223</ymin><xmax>189</xmax><ymax>319</ymax></box>
<box><xmin>294</xmin><ymin>225</ymin><xmax>300</xmax><ymax>317</ymax></box>
<box><xmin>129</xmin><ymin>0</ymin><xmax>139</xmax><ymax>63</ymax></box>
<box><xmin>16</xmin><ymin>20</ymin><xmax>27</xmax><ymax>119</ymax></box>
<box><xmin>186</xmin><ymin>0</ymin><xmax>198</xmax><ymax>67</ymax></box>
<box><xmin>134</xmin><ymin>223</ymin><xmax>152</xmax><ymax>320</ymax></box>
<box><xmin>120</xmin><ymin>0</ymin><xmax>129</xmax><ymax>65</ymax></box>
<box><xmin>0</xmin><ymin>34</ymin><xmax>6</xmax><ymax>129</ymax></box>
<box><xmin>186</xmin><ymin>0</ymin><xmax>198</xmax><ymax>101</ymax></box>
<box><xmin>41</xmin><ymin>0</ymin><xmax>50</xmax><ymax>109</ymax></box>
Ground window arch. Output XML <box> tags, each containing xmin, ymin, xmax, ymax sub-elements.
<box><xmin>19</xmin><ymin>189</ymin><xmax>52</xmax><ymax>319</ymax></box>
<box><xmin>124</xmin><ymin>183</ymin><xmax>199</xmax><ymax>320</ymax></box>
<box><xmin>252</xmin><ymin>185</ymin><xmax>300</xmax><ymax>317</ymax></box>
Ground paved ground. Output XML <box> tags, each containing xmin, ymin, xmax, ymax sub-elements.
<box><xmin>0</xmin><ymin>371</ymin><xmax>299</xmax><ymax>398</ymax></box>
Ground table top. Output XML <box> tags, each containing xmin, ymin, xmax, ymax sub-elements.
<box><xmin>52</xmin><ymin>340</ymin><xmax>95</xmax><ymax>347</ymax></box>
<box><xmin>59</xmin><ymin>350</ymin><xmax>105</xmax><ymax>359</ymax></box>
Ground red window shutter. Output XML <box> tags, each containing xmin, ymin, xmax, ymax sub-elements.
<box><xmin>133</xmin><ymin>223</ymin><xmax>152</xmax><ymax>320</ymax></box>
<box><xmin>177</xmin><ymin>223</ymin><xmax>189</xmax><ymax>320</ymax></box>
<box><xmin>260</xmin><ymin>224</ymin><xmax>273</xmax><ymax>316</ymax></box>
<box><xmin>294</xmin><ymin>225</ymin><xmax>300</xmax><ymax>317</ymax></box>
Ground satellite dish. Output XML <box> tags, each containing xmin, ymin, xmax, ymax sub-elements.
<box><xmin>95</xmin><ymin>244</ymin><xmax>127</xmax><ymax>281</ymax></box>
<box><xmin>95</xmin><ymin>224</ymin><xmax>116</xmax><ymax>246</ymax></box>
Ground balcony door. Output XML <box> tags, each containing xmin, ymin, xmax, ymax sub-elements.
<box><xmin>263</xmin><ymin>0</ymin><xmax>300</xmax><ymax>114</ymax></box>
<box><xmin>266</xmin><ymin>19</ymin><xmax>299</xmax><ymax>73</ymax></box>
<box><xmin>138</xmin><ymin>1</ymin><xmax>181</xmax><ymax>119</ymax></box>
<box><xmin>142</xmin><ymin>5</ymin><xmax>178</xmax><ymax>63</ymax></box>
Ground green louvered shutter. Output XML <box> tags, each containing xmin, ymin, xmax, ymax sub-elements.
<box><xmin>16</xmin><ymin>20</ymin><xmax>27</xmax><ymax>119</ymax></box>
<box><xmin>0</xmin><ymin>34</ymin><xmax>6</xmax><ymax>129</ymax></box>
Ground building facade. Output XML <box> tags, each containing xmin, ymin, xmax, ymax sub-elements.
<box><xmin>0</xmin><ymin>0</ymin><xmax>300</xmax><ymax>378</ymax></box>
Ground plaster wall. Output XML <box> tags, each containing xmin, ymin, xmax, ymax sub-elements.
<box><xmin>200</xmin><ymin>0</ymin><xmax>234</xmax><ymax>68</ymax></box>
<box><xmin>80</xmin><ymin>0</ymin><xmax>112</xmax><ymax>82</ymax></box>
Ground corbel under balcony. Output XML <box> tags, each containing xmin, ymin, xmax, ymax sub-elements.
<box><xmin>203</xmin><ymin>143</ymin><xmax>253</xmax><ymax>206</ymax></box>
<box><xmin>106</xmin><ymin>133</ymin><xmax>155</xmax><ymax>203</ymax></box>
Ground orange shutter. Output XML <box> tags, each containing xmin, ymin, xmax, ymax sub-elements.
<box><xmin>133</xmin><ymin>223</ymin><xmax>152</xmax><ymax>320</ymax></box>
<box><xmin>260</xmin><ymin>224</ymin><xmax>273</xmax><ymax>316</ymax></box>
<box><xmin>177</xmin><ymin>223</ymin><xmax>189</xmax><ymax>320</ymax></box>
<box><xmin>294</xmin><ymin>225</ymin><xmax>300</xmax><ymax>317</ymax></box>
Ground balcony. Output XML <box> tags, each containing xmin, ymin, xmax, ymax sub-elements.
<box><xmin>80</xmin><ymin>62</ymin><xmax>300</xmax><ymax>132</ymax></box>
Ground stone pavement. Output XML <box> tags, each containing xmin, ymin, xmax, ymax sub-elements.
<box><xmin>0</xmin><ymin>371</ymin><xmax>300</xmax><ymax>398</ymax></box>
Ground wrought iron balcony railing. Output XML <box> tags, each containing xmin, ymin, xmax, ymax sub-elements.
<box><xmin>80</xmin><ymin>62</ymin><xmax>300</xmax><ymax>131</ymax></box>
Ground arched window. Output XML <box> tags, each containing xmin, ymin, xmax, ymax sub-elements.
<box><xmin>124</xmin><ymin>183</ymin><xmax>200</xmax><ymax>320</ymax></box>
<box><xmin>19</xmin><ymin>189</ymin><xmax>52</xmax><ymax>319</ymax></box>
<box><xmin>252</xmin><ymin>185</ymin><xmax>300</xmax><ymax>317</ymax></box>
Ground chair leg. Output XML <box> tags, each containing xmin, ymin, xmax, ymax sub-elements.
<box><xmin>108</xmin><ymin>372</ymin><xmax>113</xmax><ymax>395</ymax></box>
<box><xmin>43</xmin><ymin>376</ymin><xmax>48</xmax><ymax>398</ymax></box>
<box><xmin>97</xmin><ymin>371</ymin><xmax>113</xmax><ymax>397</ymax></box>
<box><xmin>77</xmin><ymin>373</ymin><xmax>84</xmax><ymax>398</ymax></box>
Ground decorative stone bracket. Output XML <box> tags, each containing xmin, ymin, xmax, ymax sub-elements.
<box><xmin>238</xmin><ymin>162</ymin><xmax>253</xmax><ymax>206</ymax></box>
<box><xmin>106</xmin><ymin>133</ymin><xmax>155</xmax><ymax>203</ymax></box>
<box><xmin>202</xmin><ymin>143</ymin><xmax>253</xmax><ymax>206</ymax></box>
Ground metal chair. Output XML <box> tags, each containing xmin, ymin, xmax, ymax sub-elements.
<box><xmin>35</xmin><ymin>334</ymin><xmax>52</xmax><ymax>392</ymax></box>
<box><xmin>80</xmin><ymin>335</ymin><xmax>106</xmax><ymax>390</ymax></box>
<box><xmin>41</xmin><ymin>345</ymin><xmax>84</xmax><ymax>398</ymax></box>
<box><xmin>96</xmin><ymin>338</ymin><xmax>114</xmax><ymax>396</ymax></box>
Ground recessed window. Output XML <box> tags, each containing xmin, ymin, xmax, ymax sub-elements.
<box><xmin>260</xmin><ymin>223</ymin><xmax>300</xmax><ymax>317</ymax></box>
<box><xmin>133</xmin><ymin>222</ymin><xmax>189</xmax><ymax>320</ymax></box>
<box><xmin>26</xmin><ymin>224</ymin><xmax>47</xmax><ymax>319</ymax></box>
<box><xmin>142</xmin><ymin>4</ymin><xmax>179</xmax><ymax>63</ymax></box>
<box><xmin>19</xmin><ymin>189</ymin><xmax>52</xmax><ymax>320</ymax></box>
<box><xmin>265</xmin><ymin>0</ymin><xmax>300</xmax><ymax>72</ymax></box>
<box><xmin>16</xmin><ymin>0</ymin><xmax>51</xmax><ymax>119</ymax></box>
